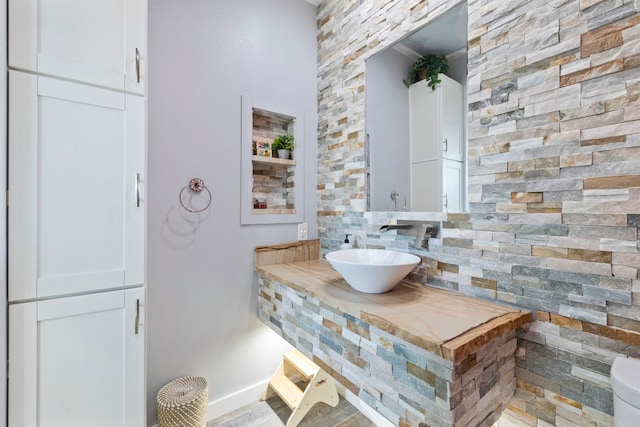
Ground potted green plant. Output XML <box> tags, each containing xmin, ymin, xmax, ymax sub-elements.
<box><xmin>403</xmin><ymin>54</ymin><xmax>449</xmax><ymax>90</ymax></box>
<box><xmin>272</xmin><ymin>134</ymin><xmax>295</xmax><ymax>159</ymax></box>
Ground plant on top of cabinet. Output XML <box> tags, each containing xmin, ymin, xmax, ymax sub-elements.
<box><xmin>403</xmin><ymin>54</ymin><xmax>449</xmax><ymax>90</ymax></box>
<box><xmin>272</xmin><ymin>134</ymin><xmax>295</xmax><ymax>159</ymax></box>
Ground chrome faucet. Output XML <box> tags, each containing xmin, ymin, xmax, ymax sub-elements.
<box><xmin>379</xmin><ymin>224</ymin><xmax>413</xmax><ymax>233</ymax></box>
<box><xmin>379</xmin><ymin>223</ymin><xmax>436</xmax><ymax>249</ymax></box>
<box><xmin>415</xmin><ymin>223</ymin><xmax>434</xmax><ymax>248</ymax></box>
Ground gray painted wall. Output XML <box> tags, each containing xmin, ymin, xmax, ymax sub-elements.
<box><xmin>147</xmin><ymin>0</ymin><xmax>318</xmax><ymax>423</ymax></box>
<box><xmin>445</xmin><ymin>49</ymin><xmax>467</xmax><ymax>86</ymax></box>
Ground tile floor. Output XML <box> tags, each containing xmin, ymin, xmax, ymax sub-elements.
<box><xmin>208</xmin><ymin>393</ymin><xmax>376</xmax><ymax>427</ymax></box>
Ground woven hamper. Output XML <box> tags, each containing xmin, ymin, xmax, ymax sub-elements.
<box><xmin>157</xmin><ymin>376</ymin><xmax>208</xmax><ymax>427</ymax></box>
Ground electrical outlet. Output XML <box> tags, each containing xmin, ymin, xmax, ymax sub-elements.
<box><xmin>297</xmin><ymin>222</ymin><xmax>308</xmax><ymax>240</ymax></box>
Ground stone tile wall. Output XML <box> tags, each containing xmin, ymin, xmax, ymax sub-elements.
<box><xmin>253</xmin><ymin>109</ymin><xmax>294</xmax><ymax>157</ymax></box>
<box><xmin>252</xmin><ymin>110</ymin><xmax>295</xmax><ymax>210</ymax></box>
<box><xmin>252</xmin><ymin>163</ymin><xmax>295</xmax><ymax>210</ymax></box>
<box><xmin>316</xmin><ymin>0</ymin><xmax>640</xmax><ymax>424</ymax></box>
<box><xmin>259</xmin><ymin>275</ymin><xmax>518</xmax><ymax>427</ymax></box>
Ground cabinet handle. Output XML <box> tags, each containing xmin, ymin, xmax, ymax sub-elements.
<box><xmin>443</xmin><ymin>139</ymin><xmax>448</xmax><ymax>153</ymax></box>
<box><xmin>135</xmin><ymin>173</ymin><xmax>141</xmax><ymax>207</ymax></box>
<box><xmin>135</xmin><ymin>299</ymin><xmax>140</xmax><ymax>335</ymax></box>
<box><xmin>443</xmin><ymin>193</ymin><xmax>448</xmax><ymax>210</ymax></box>
<box><xmin>135</xmin><ymin>48</ymin><xmax>141</xmax><ymax>83</ymax></box>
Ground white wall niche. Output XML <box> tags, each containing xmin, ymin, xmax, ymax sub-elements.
<box><xmin>241</xmin><ymin>95</ymin><xmax>304</xmax><ymax>225</ymax></box>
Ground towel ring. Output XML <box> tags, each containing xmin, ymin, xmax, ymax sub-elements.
<box><xmin>179</xmin><ymin>178</ymin><xmax>212</xmax><ymax>213</ymax></box>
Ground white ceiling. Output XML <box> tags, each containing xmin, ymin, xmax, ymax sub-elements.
<box><xmin>303</xmin><ymin>0</ymin><xmax>323</xmax><ymax>6</ymax></box>
<box><xmin>396</xmin><ymin>3</ymin><xmax>467</xmax><ymax>56</ymax></box>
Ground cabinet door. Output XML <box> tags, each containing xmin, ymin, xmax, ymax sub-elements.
<box><xmin>9</xmin><ymin>288</ymin><xmax>145</xmax><ymax>427</ymax></box>
<box><xmin>441</xmin><ymin>77</ymin><xmax>463</xmax><ymax>162</ymax></box>
<box><xmin>443</xmin><ymin>159</ymin><xmax>464</xmax><ymax>212</ymax></box>
<box><xmin>8</xmin><ymin>72</ymin><xmax>145</xmax><ymax>301</ymax></box>
<box><xmin>409</xmin><ymin>80</ymin><xmax>439</xmax><ymax>163</ymax></box>
<box><xmin>125</xmin><ymin>0</ymin><xmax>148</xmax><ymax>95</ymax></box>
<box><xmin>410</xmin><ymin>159</ymin><xmax>441</xmax><ymax>212</ymax></box>
<box><xmin>9</xmin><ymin>0</ymin><xmax>146</xmax><ymax>95</ymax></box>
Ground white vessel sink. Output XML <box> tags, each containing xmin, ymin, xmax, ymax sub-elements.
<box><xmin>325</xmin><ymin>249</ymin><xmax>421</xmax><ymax>294</ymax></box>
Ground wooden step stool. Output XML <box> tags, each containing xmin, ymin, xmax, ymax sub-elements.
<box><xmin>262</xmin><ymin>348</ymin><xmax>339</xmax><ymax>427</ymax></box>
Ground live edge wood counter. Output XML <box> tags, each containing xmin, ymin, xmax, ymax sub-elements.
<box><xmin>256</xmin><ymin>259</ymin><xmax>530</xmax><ymax>363</ymax></box>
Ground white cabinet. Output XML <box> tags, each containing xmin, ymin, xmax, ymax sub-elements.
<box><xmin>8</xmin><ymin>3</ymin><xmax>147</xmax><ymax>425</ymax></box>
<box><xmin>8</xmin><ymin>71</ymin><xmax>145</xmax><ymax>302</ymax></box>
<box><xmin>9</xmin><ymin>288</ymin><xmax>145</xmax><ymax>427</ymax></box>
<box><xmin>409</xmin><ymin>74</ymin><xmax>464</xmax><ymax>212</ymax></box>
<box><xmin>443</xmin><ymin>159</ymin><xmax>464</xmax><ymax>212</ymax></box>
<box><xmin>9</xmin><ymin>0</ymin><xmax>147</xmax><ymax>95</ymax></box>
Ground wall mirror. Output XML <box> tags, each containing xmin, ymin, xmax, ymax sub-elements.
<box><xmin>365</xmin><ymin>3</ymin><xmax>468</xmax><ymax>213</ymax></box>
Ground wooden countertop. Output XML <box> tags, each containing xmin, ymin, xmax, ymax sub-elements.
<box><xmin>257</xmin><ymin>259</ymin><xmax>531</xmax><ymax>362</ymax></box>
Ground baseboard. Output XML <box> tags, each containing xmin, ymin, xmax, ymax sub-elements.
<box><xmin>206</xmin><ymin>378</ymin><xmax>270</xmax><ymax>421</ymax></box>
<box><xmin>334</xmin><ymin>382</ymin><xmax>395</xmax><ymax>427</ymax></box>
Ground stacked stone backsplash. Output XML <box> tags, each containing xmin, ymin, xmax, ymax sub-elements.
<box><xmin>252</xmin><ymin>163</ymin><xmax>295</xmax><ymax>210</ymax></box>
<box><xmin>259</xmin><ymin>275</ymin><xmax>520</xmax><ymax>427</ymax></box>
<box><xmin>316</xmin><ymin>0</ymin><xmax>640</xmax><ymax>425</ymax></box>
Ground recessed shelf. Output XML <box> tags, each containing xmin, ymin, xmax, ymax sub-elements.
<box><xmin>251</xmin><ymin>155</ymin><xmax>296</xmax><ymax>166</ymax></box>
<box><xmin>241</xmin><ymin>95</ymin><xmax>304</xmax><ymax>224</ymax></box>
<box><xmin>252</xmin><ymin>208</ymin><xmax>296</xmax><ymax>215</ymax></box>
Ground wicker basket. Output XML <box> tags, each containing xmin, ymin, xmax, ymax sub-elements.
<box><xmin>157</xmin><ymin>376</ymin><xmax>208</xmax><ymax>427</ymax></box>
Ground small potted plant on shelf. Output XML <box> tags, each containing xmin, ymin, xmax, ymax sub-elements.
<box><xmin>272</xmin><ymin>134</ymin><xmax>295</xmax><ymax>159</ymax></box>
<box><xmin>403</xmin><ymin>54</ymin><xmax>449</xmax><ymax>90</ymax></box>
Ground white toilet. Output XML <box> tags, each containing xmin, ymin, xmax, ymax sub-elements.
<box><xmin>611</xmin><ymin>357</ymin><xmax>640</xmax><ymax>426</ymax></box>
